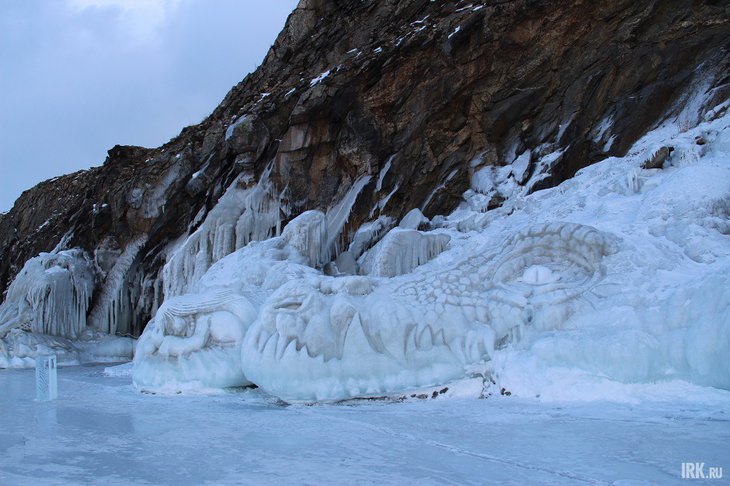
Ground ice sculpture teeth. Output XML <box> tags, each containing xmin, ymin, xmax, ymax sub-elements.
<box><xmin>238</xmin><ymin>272</ymin><xmax>496</xmax><ymax>402</ymax></box>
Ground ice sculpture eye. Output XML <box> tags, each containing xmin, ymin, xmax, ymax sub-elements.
<box><xmin>492</xmin><ymin>222</ymin><xmax>617</xmax><ymax>296</ymax></box>
<box><xmin>485</xmin><ymin>222</ymin><xmax>619</xmax><ymax>340</ymax></box>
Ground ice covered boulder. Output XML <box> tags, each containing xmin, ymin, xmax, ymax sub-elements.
<box><xmin>133</xmin><ymin>290</ymin><xmax>258</xmax><ymax>392</ymax></box>
<box><xmin>398</xmin><ymin>208</ymin><xmax>428</xmax><ymax>230</ymax></box>
<box><xmin>359</xmin><ymin>229</ymin><xmax>450</xmax><ymax>277</ymax></box>
<box><xmin>348</xmin><ymin>216</ymin><xmax>393</xmax><ymax>260</ymax></box>
<box><xmin>0</xmin><ymin>249</ymin><xmax>96</xmax><ymax>340</ymax></box>
<box><xmin>349</xmin><ymin>216</ymin><xmax>394</xmax><ymax>260</ymax></box>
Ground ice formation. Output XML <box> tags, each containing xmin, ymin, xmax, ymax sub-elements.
<box><xmin>358</xmin><ymin>229</ymin><xmax>451</xmax><ymax>277</ymax></box>
<box><xmin>398</xmin><ymin>208</ymin><xmax>428</xmax><ymax>230</ymax></box>
<box><xmin>323</xmin><ymin>175</ymin><xmax>371</xmax><ymax>257</ymax></box>
<box><xmin>0</xmin><ymin>249</ymin><xmax>95</xmax><ymax>339</ymax></box>
<box><xmin>129</xmin><ymin>88</ymin><xmax>730</xmax><ymax>402</ymax></box>
<box><xmin>163</xmin><ymin>167</ymin><xmax>283</xmax><ymax>298</ymax></box>
<box><xmin>348</xmin><ymin>215</ymin><xmax>393</xmax><ymax>259</ymax></box>
<box><xmin>133</xmin><ymin>289</ymin><xmax>257</xmax><ymax>391</ymax></box>
<box><xmin>0</xmin><ymin>248</ymin><xmax>138</xmax><ymax>369</ymax></box>
<box><xmin>0</xmin><ymin>328</ymin><xmax>135</xmax><ymax>369</ymax></box>
<box><xmin>240</xmin><ymin>275</ymin><xmax>495</xmax><ymax>401</ymax></box>
<box><xmin>88</xmin><ymin>237</ymin><xmax>147</xmax><ymax>336</ymax></box>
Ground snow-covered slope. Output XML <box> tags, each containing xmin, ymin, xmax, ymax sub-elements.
<box><xmin>131</xmin><ymin>94</ymin><xmax>730</xmax><ymax>402</ymax></box>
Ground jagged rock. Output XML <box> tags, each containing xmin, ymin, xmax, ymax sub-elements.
<box><xmin>1</xmin><ymin>0</ymin><xmax>728</xmax><ymax>337</ymax></box>
<box><xmin>641</xmin><ymin>147</ymin><xmax>673</xmax><ymax>170</ymax></box>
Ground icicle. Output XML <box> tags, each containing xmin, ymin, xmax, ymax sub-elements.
<box><xmin>281</xmin><ymin>210</ymin><xmax>329</xmax><ymax>267</ymax></box>
<box><xmin>162</xmin><ymin>164</ymin><xmax>283</xmax><ymax>299</ymax></box>
<box><xmin>359</xmin><ymin>229</ymin><xmax>451</xmax><ymax>277</ymax></box>
<box><xmin>88</xmin><ymin>237</ymin><xmax>146</xmax><ymax>336</ymax></box>
<box><xmin>325</xmin><ymin>175</ymin><xmax>371</xmax><ymax>261</ymax></box>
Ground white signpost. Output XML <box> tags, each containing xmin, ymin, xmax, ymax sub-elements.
<box><xmin>35</xmin><ymin>355</ymin><xmax>58</xmax><ymax>401</ymax></box>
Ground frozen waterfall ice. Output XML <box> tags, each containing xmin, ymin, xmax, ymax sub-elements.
<box><xmin>0</xmin><ymin>249</ymin><xmax>95</xmax><ymax>339</ymax></box>
<box><xmin>0</xmin><ymin>249</ymin><xmax>138</xmax><ymax>369</ymax></box>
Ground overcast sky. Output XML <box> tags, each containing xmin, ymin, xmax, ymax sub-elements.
<box><xmin>0</xmin><ymin>0</ymin><xmax>298</xmax><ymax>212</ymax></box>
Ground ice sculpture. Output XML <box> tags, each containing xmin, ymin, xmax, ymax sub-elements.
<box><xmin>240</xmin><ymin>275</ymin><xmax>496</xmax><ymax>401</ymax></box>
<box><xmin>0</xmin><ymin>249</ymin><xmax>96</xmax><ymax>339</ymax></box>
<box><xmin>484</xmin><ymin>222</ymin><xmax>619</xmax><ymax>339</ymax></box>
<box><xmin>35</xmin><ymin>355</ymin><xmax>58</xmax><ymax>401</ymax></box>
<box><xmin>133</xmin><ymin>290</ymin><xmax>258</xmax><ymax>391</ymax></box>
<box><xmin>239</xmin><ymin>222</ymin><xmax>616</xmax><ymax>401</ymax></box>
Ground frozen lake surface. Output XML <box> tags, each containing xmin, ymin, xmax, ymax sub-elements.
<box><xmin>1</xmin><ymin>364</ymin><xmax>728</xmax><ymax>485</ymax></box>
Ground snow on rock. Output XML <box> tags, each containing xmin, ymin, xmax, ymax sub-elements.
<box><xmin>309</xmin><ymin>69</ymin><xmax>332</xmax><ymax>87</ymax></box>
<box><xmin>0</xmin><ymin>249</ymin><xmax>96</xmax><ymax>340</ymax></box>
<box><xmin>133</xmin><ymin>289</ymin><xmax>258</xmax><ymax>392</ymax></box>
<box><xmin>359</xmin><ymin>229</ymin><xmax>451</xmax><ymax>277</ymax></box>
<box><xmin>225</xmin><ymin>115</ymin><xmax>250</xmax><ymax>141</ymax></box>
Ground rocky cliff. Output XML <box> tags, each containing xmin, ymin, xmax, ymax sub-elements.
<box><xmin>1</xmin><ymin>0</ymin><xmax>728</xmax><ymax>337</ymax></box>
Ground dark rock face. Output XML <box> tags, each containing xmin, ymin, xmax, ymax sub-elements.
<box><xmin>1</xmin><ymin>0</ymin><xmax>728</xmax><ymax>335</ymax></box>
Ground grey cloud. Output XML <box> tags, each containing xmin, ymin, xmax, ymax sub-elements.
<box><xmin>0</xmin><ymin>0</ymin><xmax>298</xmax><ymax>212</ymax></box>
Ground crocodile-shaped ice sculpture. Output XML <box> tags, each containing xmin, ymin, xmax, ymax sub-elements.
<box><xmin>240</xmin><ymin>222</ymin><xmax>618</xmax><ymax>401</ymax></box>
<box><xmin>134</xmin><ymin>216</ymin><xmax>618</xmax><ymax>401</ymax></box>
